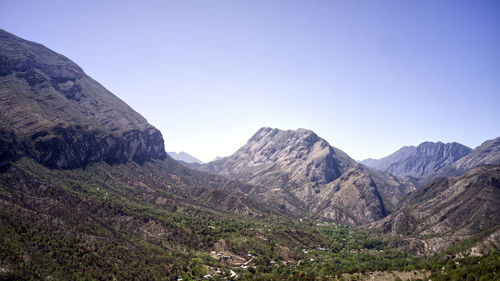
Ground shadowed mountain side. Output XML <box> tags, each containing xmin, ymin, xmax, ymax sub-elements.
<box><xmin>311</xmin><ymin>164</ymin><xmax>415</xmax><ymax>225</ymax></box>
<box><xmin>0</xmin><ymin>29</ymin><xmax>166</xmax><ymax>169</ymax></box>
<box><xmin>420</xmin><ymin>137</ymin><xmax>500</xmax><ymax>185</ymax></box>
<box><xmin>367</xmin><ymin>165</ymin><xmax>500</xmax><ymax>255</ymax></box>
<box><xmin>362</xmin><ymin>142</ymin><xmax>471</xmax><ymax>178</ymax></box>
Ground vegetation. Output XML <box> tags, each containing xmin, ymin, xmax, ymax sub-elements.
<box><xmin>0</xmin><ymin>158</ymin><xmax>498</xmax><ymax>280</ymax></box>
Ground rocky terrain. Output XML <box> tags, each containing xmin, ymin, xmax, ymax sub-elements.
<box><xmin>362</xmin><ymin>141</ymin><xmax>471</xmax><ymax>178</ymax></box>
<box><xmin>368</xmin><ymin>165</ymin><xmax>500</xmax><ymax>255</ymax></box>
<box><xmin>420</xmin><ymin>137</ymin><xmax>500</xmax><ymax>184</ymax></box>
<box><xmin>1</xmin><ymin>28</ymin><xmax>499</xmax><ymax>280</ymax></box>
<box><xmin>0</xmin><ymin>29</ymin><xmax>166</xmax><ymax>169</ymax></box>
<box><xmin>198</xmin><ymin>127</ymin><xmax>356</xmax><ymax>189</ymax></box>
<box><xmin>192</xmin><ymin>127</ymin><xmax>416</xmax><ymax>224</ymax></box>
<box><xmin>167</xmin><ymin>151</ymin><xmax>203</xmax><ymax>164</ymax></box>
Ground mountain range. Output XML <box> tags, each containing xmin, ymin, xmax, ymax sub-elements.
<box><xmin>167</xmin><ymin>151</ymin><xmax>203</xmax><ymax>164</ymax></box>
<box><xmin>361</xmin><ymin>142</ymin><xmax>472</xmax><ymax>178</ymax></box>
<box><xmin>1</xmin><ymin>29</ymin><xmax>499</xmax><ymax>279</ymax></box>
<box><xmin>185</xmin><ymin>126</ymin><xmax>500</xmax><ymax>253</ymax></box>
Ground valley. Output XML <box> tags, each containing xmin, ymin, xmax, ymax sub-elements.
<box><xmin>0</xmin><ymin>28</ymin><xmax>499</xmax><ymax>281</ymax></box>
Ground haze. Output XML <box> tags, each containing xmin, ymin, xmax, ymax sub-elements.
<box><xmin>1</xmin><ymin>0</ymin><xmax>499</xmax><ymax>162</ymax></box>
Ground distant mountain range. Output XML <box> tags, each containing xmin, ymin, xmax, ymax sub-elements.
<box><xmin>167</xmin><ymin>151</ymin><xmax>203</xmax><ymax>164</ymax></box>
<box><xmin>187</xmin><ymin>127</ymin><xmax>500</xmax><ymax>251</ymax></box>
<box><xmin>421</xmin><ymin>137</ymin><xmax>500</xmax><ymax>183</ymax></box>
<box><xmin>361</xmin><ymin>142</ymin><xmax>471</xmax><ymax>178</ymax></box>
<box><xmin>362</xmin><ymin>138</ymin><xmax>500</xmax><ymax>186</ymax></box>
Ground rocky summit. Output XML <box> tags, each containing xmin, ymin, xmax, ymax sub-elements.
<box><xmin>198</xmin><ymin>127</ymin><xmax>356</xmax><ymax>190</ymax></box>
<box><xmin>0</xmin><ymin>29</ymin><xmax>166</xmax><ymax>169</ymax></box>
<box><xmin>362</xmin><ymin>141</ymin><xmax>471</xmax><ymax>178</ymax></box>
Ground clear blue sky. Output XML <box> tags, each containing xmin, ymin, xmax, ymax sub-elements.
<box><xmin>1</xmin><ymin>0</ymin><xmax>499</xmax><ymax>162</ymax></box>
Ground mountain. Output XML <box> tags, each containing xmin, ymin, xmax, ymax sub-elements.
<box><xmin>193</xmin><ymin>127</ymin><xmax>415</xmax><ymax>224</ymax></box>
<box><xmin>368</xmin><ymin>165</ymin><xmax>500</xmax><ymax>255</ymax></box>
<box><xmin>0</xmin><ymin>29</ymin><xmax>165</xmax><ymax>169</ymax></box>
<box><xmin>421</xmin><ymin>137</ymin><xmax>500</xmax><ymax>183</ymax></box>
<box><xmin>311</xmin><ymin>164</ymin><xmax>415</xmax><ymax>225</ymax></box>
<box><xmin>362</xmin><ymin>142</ymin><xmax>471</xmax><ymax>178</ymax></box>
<box><xmin>0</xmin><ymin>29</ymin><xmax>497</xmax><ymax>279</ymax></box>
<box><xmin>1</xmin><ymin>29</ymin><xmax>429</xmax><ymax>280</ymax></box>
<box><xmin>0</xmin><ymin>29</ymin><xmax>303</xmax><ymax>279</ymax></box>
<box><xmin>198</xmin><ymin>127</ymin><xmax>356</xmax><ymax>190</ymax></box>
<box><xmin>196</xmin><ymin>127</ymin><xmax>356</xmax><ymax>215</ymax></box>
<box><xmin>167</xmin><ymin>151</ymin><xmax>203</xmax><ymax>164</ymax></box>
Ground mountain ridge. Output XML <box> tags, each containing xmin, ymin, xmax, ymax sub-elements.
<box><xmin>368</xmin><ymin>164</ymin><xmax>500</xmax><ymax>255</ymax></box>
<box><xmin>167</xmin><ymin>151</ymin><xmax>203</xmax><ymax>164</ymax></box>
<box><xmin>420</xmin><ymin>137</ymin><xmax>500</xmax><ymax>184</ymax></box>
<box><xmin>361</xmin><ymin>141</ymin><xmax>472</xmax><ymax>178</ymax></box>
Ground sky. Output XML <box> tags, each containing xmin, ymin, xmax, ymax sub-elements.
<box><xmin>1</xmin><ymin>0</ymin><xmax>499</xmax><ymax>162</ymax></box>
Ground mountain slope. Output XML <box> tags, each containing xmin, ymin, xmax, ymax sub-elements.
<box><xmin>199</xmin><ymin>127</ymin><xmax>356</xmax><ymax>190</ymax></box>
<box><xmin>0</xmin><ymin>29</ymin><xmax>360</xmax><ymax>280</ymax></box>
<box><xmin>362</xmin><ymin>142</ymin><xmax>471</xmax><ymax>178</ymax></box>
<box><xmin>369</xmin><ymin>165</ymin><xmax>500</xmax><ymax>255</ymax></box>
<box><xmin>167</xmin><ymin>151</ymin><xmax>203</xmax><ymax>164</ymax></box>
<box><xmin>311</xmin><ymin>164</ymin><xmax>416</xmax><ymax>224</ymax></box>
<box><xmin>193</xmin><ymin>127</ymin><xmax>415</xmax><ymax>224</ymax></box>
<box><xmin>196</xmin><ymin>127</ymin><xmax>357</xmax><ymax>214</ymax></box>
<box><xmin>0</xmin><ymin>29</ymin><xmax>165</xmax><ymax>169</ymax></box>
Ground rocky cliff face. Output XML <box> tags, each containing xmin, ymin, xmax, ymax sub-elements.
<box><xmin>368</xmin><ymin>165</ymin><xmax>500</xmax><ymax>255</ymax></box>
<box><xmin>0</xmin><ymin>29</ymin><xmax>166</xmax><ymax>169</ymax></box>
<box><xmin>362</xmin><ymin>141</ymin><xmax>471</xmax><ymax>178</ymax></box>
<box><xmin>421</xmin><ymin>137</ymin><xmax>500</xmax><ymax>184</ymax></box>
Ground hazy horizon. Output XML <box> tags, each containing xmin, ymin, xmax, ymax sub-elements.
<box><xmin>2</xmin><ymin>0</ymin><xmax>499</xmax><ymax>162</ymax></box>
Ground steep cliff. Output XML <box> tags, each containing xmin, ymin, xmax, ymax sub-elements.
<box><xmin>0</xmin><ymin>29</ymin><xmax>166</xmax><ymax>169</ymax></box>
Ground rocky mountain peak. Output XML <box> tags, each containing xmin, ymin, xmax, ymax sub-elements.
<box><xmin>190</xmin><ymin>128</ymin><xmax>415</xmax><ymax>223</ymax></box>
<box><xmin>200</xmin><ymin>127</ymin><xmax>355</xmax><ymax>189</ymax></box>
